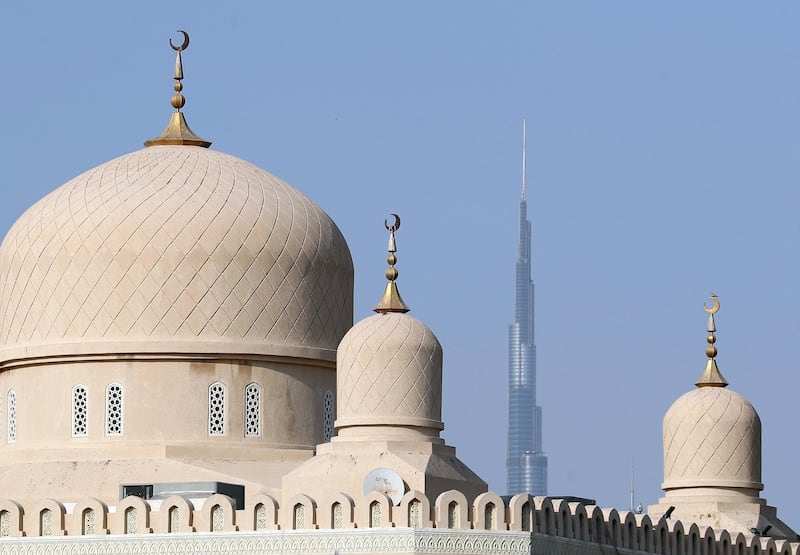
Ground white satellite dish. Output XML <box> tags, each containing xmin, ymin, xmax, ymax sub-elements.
<box><xmin>362</xmin><ymin>467</ymin><xmax>405</xmax><ymax>506</ymax></box>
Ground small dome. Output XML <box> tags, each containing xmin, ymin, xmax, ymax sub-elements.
<box><xmin>0</xmin><ymin>146</ymin><xmax>353</xmax><ymax>361</ymax></box>
<box><xmin>335</xmin><ymin>312</ymin><xmax>443</xmax><ymax>432</ymax></box>
<box><xmin>662</xmin><ymin>386</ymin><xmax>762</xmax><ymax>492</ymax></box>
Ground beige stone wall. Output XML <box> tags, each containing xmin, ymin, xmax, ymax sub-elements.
<box><xmin>0</xmin><ymin>355</ymin><xmax>334</xmax><ymax>503</ymax></box>
<box><xmin>0</xmin><ymin>356</ymin><xmax>334</xmax><ymax>449</ymax></box>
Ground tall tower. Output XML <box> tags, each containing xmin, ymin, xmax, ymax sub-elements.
<box><xmin>506</xmin><ymin>120</ymin><xmax>548</xmax><ymax>495</ymax></box>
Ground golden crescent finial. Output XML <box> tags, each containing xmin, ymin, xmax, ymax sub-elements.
<box><xmin>144</xmin><ymin>29</ymin><xmax>211</xmax><ymax>148</ymax></box>
<box><xmin>384</xmin><ymin>213</ymin><xmax>401</xmax><ymax>233</ymax></box>
<box><xmin>703</xmin><ymin>293</ymin><xmax>720</xmax><ymax>315</ymax></box>
<box><xmin>170</xmin><ymin>30</ymin><xmax>190</xmax><ymax>52</ymax></box>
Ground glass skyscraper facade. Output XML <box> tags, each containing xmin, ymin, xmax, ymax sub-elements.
<box><xmin>506</xmin><ymin>121</ymin><xmax>547</xmax><ymax>495</ymax></box>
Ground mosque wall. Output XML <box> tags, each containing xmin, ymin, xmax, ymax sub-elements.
<box><xmin>0</xmin><ymin>493</ymin><xmax>794</xmax><ymax>554</ymax></box>
<box><xmin>0</xmin><ymin>356</ymin><xmax>335</xmax><ymax>450</ymax></box>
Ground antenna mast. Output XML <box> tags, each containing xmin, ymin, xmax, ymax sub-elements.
<box><xmin>630</xmin><ymin>458</ymin><xmax>635</xmax><ymax>512</ymax></box>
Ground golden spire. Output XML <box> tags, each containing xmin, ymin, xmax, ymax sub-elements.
<box><xmin>144</xmin><ymin>30</ymin><xmax>212</xmax><ymax>148</ymax></box>
<box><xmin>374</xmin><ymin>213</ymin><xmax>410</xmax><ymax>314</ymax></box>
<box><xmin>695</xmin><ymin>293</ymin><xmax>729</xmax><ymax>388</ymax></box>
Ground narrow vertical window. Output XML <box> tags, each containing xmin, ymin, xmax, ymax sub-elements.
<box><xmin>72</xmin><ymin>385</ymin><xmax>88</xmax><ymax>437</ymax></box>
<box><xmin>293</xmin><ymin>504</ymin><xmax>305</xmax><ymax>529</ymax></box>
<box><xmin>369</xmin><ymin>501</ymin><xmax>381</xmax><ymax>527</ymax></box>
<box><xmin>0</xmin><ymin>510</ymin><xmax>9</xmax><ymax>536</ymax></box>
<box><xmin>82</xmin><ymin>508</ymin><xmax>95</xmax><ymax>535</ymax></box>
<box><xmin>254</xmin><ymin>503</ymin><xmax>267</xmax><ymax>531</ymax></box>
<box><xmin>244</xmin><ymin>383</ymin><xmax>261</xmax><ymax>437</ymax></box>
<box><xmin>408</xmin><ymin>499</ymin><xmax>421</xmax><ymax>528</ymax></box>
<box><xmin>521</xmin><ymin>501</ymin><xmax>532</xmax><ymax>532</ymax></box>
<box><xmin>39</xmin><ymin>509</ymin><xmax>52</xmax><ymax>536</ymax></box>
<box><xmin>323</xmin><ymin>389</ymin><xmax>334</xmax><ymax>442</ymax></box>
<box><xmin>484</xmin><ymin>503</ymin><xmax>495</xmax><ymax>530</ymax></box>
<box><xmin>447</xmin><ymin>501</ymin><xmax>458</xmax><ymax>529</ymax></box>
<box><xmin>105</xmin><ymin>383</ymin><xmax>123</xmax><ymax>436</ymax></box>
<box><xmin>208</xmin><ymin>382</ymin><xmax>226</xmax><ymax>436</ymax></box>
<box><xmin>168</xmin><ymin>506</ymin><xmax>180</xmax><ymax>533</ymax></box>
<box><xmin>211</xmin><ymin>505</ymin><xmax>223</xmax><ymax>532</ymax></box>
<box><xmin>7</xmin><ymin>390</ymin><xmax>16</xmax><ymax>443</ymax></box>
<box><xmin>332</xmin><ymin>502</ymin><xmax>343</xmax><ymax>529</ymax></box>
<box><xmin>125</xmin><ymin>507</ymin><xmax>137</xmax><ymax>534</ymax></box>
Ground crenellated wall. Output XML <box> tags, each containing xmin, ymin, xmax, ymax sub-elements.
<box><xmin>0</xmin><ymin>492</ymin><xmax>796</xmax><ymax>554</ymax></box>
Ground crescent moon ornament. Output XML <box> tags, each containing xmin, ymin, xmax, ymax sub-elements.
<box><xmin>170</xmin><ymin>30</ymin><xmax>190</xmax><ymax>52</ymax></box>
<box><xmin>703</xmin><ymin>294</ymin><xmax>720</xmax><ymax>315</ymax></box>
<box><xmin>384</xmin><ymin>213</ymin><xmax>401</xmax><ymax>233</ymax></box>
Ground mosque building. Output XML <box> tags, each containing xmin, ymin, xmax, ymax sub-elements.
<box><xmin>0</xmin><ymin>32</ymin><xmax>795</xmax><ymax>555</ymax></box>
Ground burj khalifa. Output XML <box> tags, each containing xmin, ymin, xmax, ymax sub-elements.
<box><xmin>506</xmin><ymin>120</ymin><xmax>547</xmax><ymax>495</ymax></box>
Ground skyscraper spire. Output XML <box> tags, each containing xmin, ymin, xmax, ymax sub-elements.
<box><xmin>522</xmin><ymin>119</ymin><xmax>527</xmax><ymax>201</ymax></box>
<box><xmin>506</xmin><ymin>120</ymin><xmax>547</xmax><ymax>495</ymax></box>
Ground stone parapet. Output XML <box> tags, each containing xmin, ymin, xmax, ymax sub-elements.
<box><xmin>0</xmin><ymin>493</ymin><xmax>794</xmax><ymax>554</ymax></box>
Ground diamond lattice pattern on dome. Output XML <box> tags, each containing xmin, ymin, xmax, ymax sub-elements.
<box><xmin>0</xmin><ymin>147</ymin><xmax>353</xmax><ymax>352</ymax></box>
<box><xmin>338</xmin><ymin>314</ymin><xmax>442</xmax><ymax>422</ymax></box>
<box><xmin>663</xmin><ymin>387</ymin><xmax>761</xmax><ymax>483</ymax></box>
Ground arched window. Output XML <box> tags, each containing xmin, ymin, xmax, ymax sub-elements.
<box><xmin>484</xmin><ymin>502</ymin><xmax>496</xmax><ymax>530</ymax></box>
<box><xmin>293</xmin><ymin>504</ymin><xmax>305</xmax><ymax>529</ymax></box>
<box><xmin>244</xmin><ymin>383</ymin><xmax>261</xmax><ymax>437</ymax></box>
<box><xmin>72</xmin><ymin>385</ymin><xmax>88</xmax><ymax>437</ymax></box>
<box><xmin>447</xmin><ymin>501</ymin><xmax>458</xmax><ymax>529</ymax></box>
<box><xmin>105</xmin><ymin>383</ymin><xmax>123</xmax><ymax>436</ymax></box>
<box><xmin>521</xmin><ymin>501</ymin><xmax>532</xmax><ymax>532</ymax></box>
<box><xmin>323</xmin><ymin>389</ymin><xmax>334</xmax><ymax>442</ymax></box>
<box><xmin>124</xmin><ymin>507</ymin><xmax>137</xmax><ymax>534</ymax></box>
<box><xmin>168</xmin><ymin>506</ymin><xmax>180</xmax><ymax>533</ymax></box>
<box><xmin>332</xmin><ymin>502</ymin><xmax>343</xmax><ymax>529</ymax></box>
<box><xmin>82</xmin><ymin>508</ymin><xmax>95</xmax><ymax>535</ymax></box>
<box><xmin>409</xmin><ymin>499</ymin><xmax>421</xmax><ymax>528</ymax></box>
<box><xmin>369</xmin><ymin>501</ymin><xmax>382</xmax><ymax>527</ymax></box>
<box><xmin>7</xmin><ymin>390</ymin><xmax>16</xmax><ymax>443</ymax></box>
<box><xmin>208</xmin><ymin>382</ymin><xmax>226</xmax><ymax>436</ymax></box>
<box><xmin>211</xmin><ymin>504</ymin><xmax>223</xmax><ymax>532</ymax></box>
<box><xmin>254</xmin><ymin>503</ymin><xmax>267</xmax><ymax>531</ymax></box>
<box><xmin>0</xmin><ymin>510</ymin><xmax>9</xmax><ymax>536</ymax></box>
<box><xmin>39</xmin><ymin>508</ymin><xmax>52</xmax><ymax>536</ymax></box>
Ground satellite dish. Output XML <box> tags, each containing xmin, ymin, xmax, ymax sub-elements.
<box><xmin>362</xmin><ymin>467</ymin><xmax>405</xmax><ymax>506</ymax></box>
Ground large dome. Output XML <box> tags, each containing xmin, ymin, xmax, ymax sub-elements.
<box><xmin>662</xmin><ymin>386</ymin><xmax>762</xmax><ymax>492</ymax></box>
<box><xmin>0</xmin><ymin>145</ymin><xmax>353</xmax><ymax>362</ymax></box>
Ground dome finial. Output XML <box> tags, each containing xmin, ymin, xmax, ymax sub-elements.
<box><xmin>374</xmin><ymin>213</ymin><xmax>410</xmax><ymax>314</ymax></box>
<box><xmin>695</xmin><ymin>293</ymin><xmax>728</xmax><ymax>388</ymax></box>
<box><xmin>144</xmin><ymin>30</ymin><xmax>212</xmax><ymax>148</ymax></box>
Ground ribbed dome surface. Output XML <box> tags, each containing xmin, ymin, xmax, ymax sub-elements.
<box><xmin>336</xmin><ymin>312</ymin><xmax>443</xmax><ymax>430</ymax></box>
<box><xmin>663</xmin><ymin>386</ymin><xmax>762</xmax><ymax>490</ymax></box>
<box><xmin>0</xmin><ymin>146</ymin><xmax>353</xmax><ymax>359</ymax></box>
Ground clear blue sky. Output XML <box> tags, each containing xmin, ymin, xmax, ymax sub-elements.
<box><xmin>1</xmin><ymin>2</ymin><xmax>798</xmax><ymax>527</ymax></box>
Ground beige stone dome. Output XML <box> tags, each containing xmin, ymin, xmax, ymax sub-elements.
<box><xmin>335</xmin><ymin>312</ymin><xmax>443</xmax><ymax>432</ymax></box>
<box><xmin>662</xmin><ymin>386</ymin><xmax>762</xmax><ymax>492</ymax></box>
<box><xmin>0</xmin><ymin>145</ymin><xmax>353</xmax><ymax>362</ymax></box>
